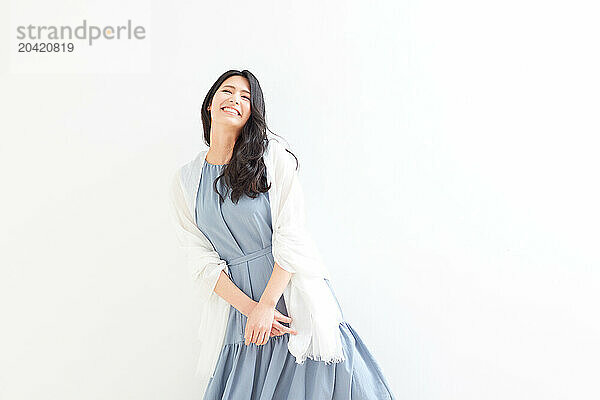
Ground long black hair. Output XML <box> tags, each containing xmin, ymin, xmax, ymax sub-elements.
<box><xmin>200</xmin><ymin>69</ymin><xmax>298</xmax><ymax>204</ymax></box>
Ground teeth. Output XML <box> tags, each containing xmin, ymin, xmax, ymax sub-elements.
<box><xmin>223</xmin><ymin>107</ymin><xmax>239</xmax><ymax>115</ymax></box>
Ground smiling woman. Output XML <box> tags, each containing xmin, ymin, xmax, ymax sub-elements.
<box><xmin>214</xmin><ymin>88</ymin><xmax>248</xmax><ymax>118</ymax></box>
<box><xmin>170</xmin><ymin>69</ymin><xmax>396</xmax><ymax>400</ymax></box>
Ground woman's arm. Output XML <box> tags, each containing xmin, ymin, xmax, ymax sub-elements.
<box><xmin>244</xmin><ymin>261</ymin><xmax>293</xmax><ymax>346</ymax></box>
<box><xmin>213</xmin><ymin>260</ymin><xmax>292</xmax><ymax>316</ymax></box>
<box><xmin>259</xmin><ymin>261</ymin><xmax>292</xmax><ymax>307</ymax></box>
<box><xmin>214</xmin><ymin>265</ymin><xmax>297</xmax><ymax>341</ymax></box>
<box><xmin>213</xmin><ymin>270</ymin><xmax>256</xmax><ymax>316</ymax></box>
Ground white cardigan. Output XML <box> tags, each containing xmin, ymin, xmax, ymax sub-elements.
<box><xmin>168</xmin><ymin>137</ymin><xmax>344</xmax><ymax>395</ymax></box>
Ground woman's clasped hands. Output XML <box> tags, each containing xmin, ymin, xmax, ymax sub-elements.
<box><xmin>244</xmin><ymin>300</ymin><xmax>297</xmax><ymax>346</ymax></box>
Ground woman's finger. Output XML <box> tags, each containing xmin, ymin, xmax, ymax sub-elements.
<box><xmin>255</xmin><ymin>330</ymin><xmax>263</xmax><ymax>345</ymax></box>
<box><xmin>247</xmin><ymin>327</ymin><xmax>257</xmax><ymax>345</ymax></box>
<box><xmin>252</xmin><ymin>328</ymin><xmax>262</xmax><ymax>344</ymax></box>
<box><xmin>274</xmin><ymin>312</ymin><xmax>292</xmax><ymax>323</ymax></box>
<box><xmin>273</xmin><ymin>321</ymin><xmax>298</xmax><ymax>335</ymax></box>
<box><xmin>271</xmin><ymin>324</ymin><xmax>284</xmax><ymax>337</ymax></box>
<box><xmin>260</xmin><ymin>331</ymin><xmax>268</xmax><ymax>345</ymax></box>
<box><xmin>274</xmin><ymin>325</ymin><xmax>284</xmax><ymax>336</ymax></box>
<box><xmin>257</xmin><ymin>330</ymin><xmax>266</xmax><ymax>345</ymax></box>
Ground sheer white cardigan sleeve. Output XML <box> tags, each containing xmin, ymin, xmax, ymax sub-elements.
<box><xmin>168</xmin><ymin>167</ymin><xmax>231</xmax><ymax>395</ymax></box>
<box><xmin>264</xmin><ymin>139</ymin><xmax>345</xmax><ymax>364</ymax></box>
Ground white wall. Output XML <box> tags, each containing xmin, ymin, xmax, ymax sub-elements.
<box><xmin>1</xmin><ymin>0</ymin><xmax>599</xmax><ymax>399</ymax></box>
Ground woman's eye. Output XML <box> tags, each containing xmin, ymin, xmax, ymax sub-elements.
<box><xmin>222</xmin><ymin>89</ymin><xmax>249</xmax><ymax>100</ymax></box>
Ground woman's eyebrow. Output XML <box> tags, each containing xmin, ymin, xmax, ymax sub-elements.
<box><xmin>222</xmin><ymin>84</ymin><xmax>250</xmax><ymax>95</ymax></box>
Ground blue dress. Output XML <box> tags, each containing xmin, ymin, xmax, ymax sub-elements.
<box><xmin>195</xmin><ymin>160</ymin><xmax>396</xmax><ymax>400</ymax></box>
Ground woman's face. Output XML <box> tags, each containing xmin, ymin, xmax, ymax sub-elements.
<box><xmin>209</xmin><ymin>75</ymin><xmax>251</xmax><ymax>129</ymax></box>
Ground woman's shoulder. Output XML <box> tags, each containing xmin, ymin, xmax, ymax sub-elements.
<box><xmin>179</xmin><ymin>149</ymin><xmax>208</xmax><ymax>173</ymax></box>
<box><xmin>171</xmin><ymin>149</ymin><xmax>208</xmax><ymax>193</ymax></box>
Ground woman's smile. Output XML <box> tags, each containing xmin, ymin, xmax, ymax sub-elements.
<box><xmin>222</xmin><ymin>106</ymin><xmax>241</xmax><ymax>116</ymax></box>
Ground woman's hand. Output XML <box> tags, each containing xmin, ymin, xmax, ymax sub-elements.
<box><xmin>245</xmin><ymin>302</ymin><xmax>275</xmax><ymax>346</ymax></box>
<box><xmin>270</xmin><ymin>309</ymin><xmax>298</xmax><ymax>338</ymax></box>
<box><xmin>245</xmin><ymin>302</ymin><xmax>298</xmax><ymax>345</ymax></box>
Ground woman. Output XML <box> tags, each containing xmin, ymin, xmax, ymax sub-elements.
<box><xmin>169</xmin><ymin>69</ymin><xmax>396</xmax><ymax>399</ymax></box>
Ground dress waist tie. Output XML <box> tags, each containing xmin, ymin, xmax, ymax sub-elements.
<box><xmin>225</xmin><ymin>245</ymin><xmax>272</xmax><ymax>267</ymax></box>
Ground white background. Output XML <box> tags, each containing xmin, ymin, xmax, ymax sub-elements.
<box><xmin>1</xmin><ymin>0</ymin><xmax>599</xmax><ymax>399</ymax></box>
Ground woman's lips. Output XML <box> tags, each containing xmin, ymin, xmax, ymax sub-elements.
<box><xmin>222</xmin><ymin>107</ymin><xmax>240</xmax><ymax>116</ymax></box>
